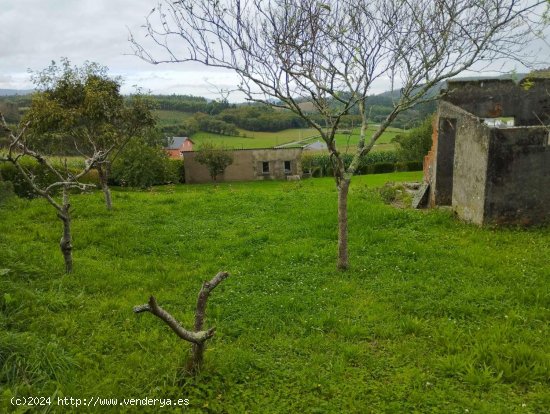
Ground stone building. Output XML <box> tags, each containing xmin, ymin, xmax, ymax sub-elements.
<box><xmin>183</xmin><ymin>147</ymin><xmax>303</xmax><ymax>184</ymax></box>
<box><xmin>423</xmin><ymin>78</ymin><xmax>549</xmax><ymax>225</ymax></box>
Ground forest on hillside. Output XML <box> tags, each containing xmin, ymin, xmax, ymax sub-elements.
<box><xmin>0</xmin><ymin>89</ymin><xmax>435</xmax><ymax>141</ymax></box>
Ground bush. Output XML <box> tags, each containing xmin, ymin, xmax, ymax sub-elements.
<box><xmin>0</xmin><ymin>159</ymin><xmax>101</xmax><ymax>198</ymax></box>
<box><xmin>392</xmin><ymin>115</ymin><xmax>433</xmax><ymax>162</ymax></box>
<box><xmin>167</xmin><ymin>159</ymin><xmax>185</xmax><ymax>183</ymax></box>
<box><xmin>367</xmin><ymin>162</ymin><xmax>396</xmax><ymax>174</ymax></box>
<box><xmin>301</xmin><ymin>151</ymin><xmax>398</xmax><ymax>177</ymax></box>
<box><xmin>110</xmin><ymin>141</ymin><xmax>178</xmax><ymax>188</ymax></box>
<box><xmin>194</xmin><ymin>143</ymin><xmax>233</xmax><ymax>180</ymax></box>
<box><xmin>378</xmin><ymin>182</ymin><xmax>412</xmax><ymax>207</ymax></box>
<box><xmin>0</xmin><ymin>178</ymin><xmax>15</xmax><ymax>203</ymax></box>
<box><xmin>405</xmin><ymin>161</ymin><xmax>423</xmax><ymax>171</ymax></box>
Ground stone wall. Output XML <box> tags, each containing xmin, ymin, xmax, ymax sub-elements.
<box><xmin>427</xmin><ymin>79</ymin><xmax>550</xmax><ymax>225</ymax></box>
<box><xmin>485</xmin><ymin>127</ymin><xmax>550</xmax><ymax>225</ymax></box>
<box><xmin>444</xmin><ymin>79</ymin><xmax>550</xmax><ymax>126</ymax></box>
<box><xmin>183</xmin><ymin>148</ymin><xmax>303</xmax><ymax>184</ymax></box>
<box><xmin>436</xmin><ymin>102</ymin><xmax>492</xmax><ymax>224</ymax></box>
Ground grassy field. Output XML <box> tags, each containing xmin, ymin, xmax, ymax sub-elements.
<box><xmin>191</xmin><ymin>126</ymin><xmax>403</xmax><ymax>151</ymax></box>
<box><xmin>154</xmin><ymin>110</ymin><xmax>194</xmax><ymax>127</ymax></box>
<box><xmin>1</xmin><ymin>172</ymin><xmax>549</xmax><ymax>413</ymax></box>
<box><xmin>152</xmin><ymin>107</ymin><xmax>404</xmax><ymax>151</ymax></box>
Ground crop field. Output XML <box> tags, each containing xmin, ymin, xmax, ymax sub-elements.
<box><xmin>1</xmin><ymin>172</ymin><xmax>549</xmax><ymax>413</ymax></box>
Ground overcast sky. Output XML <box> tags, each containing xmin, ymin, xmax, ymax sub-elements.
<box><xmin>1</xmin><ymin>1</ymin><xmax>549</xmax><ymax>102</ymax></box>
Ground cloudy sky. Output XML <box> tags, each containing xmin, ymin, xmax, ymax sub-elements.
<box><xmin>1</xmin><ymin>1</ymin><xmax>549</xmax><ymax>102</ymax></box>
<box><xmin>0</xmin><ymin>0</ymin><xmax>244</xmax><ymax>99</ymax></box>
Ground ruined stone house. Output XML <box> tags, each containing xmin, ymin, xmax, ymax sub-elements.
<box><xmin>422</xmin><ymin>78</ymin><xmax>549</xmax><ymax>225</ymax></box>
<box><xmin>183</xmin><ymin>147</ymin><xmax>302</xmax><ymax>183</ymax></box>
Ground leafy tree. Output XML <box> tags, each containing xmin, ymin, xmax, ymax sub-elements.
<box><xmin>110</xmin><ymin>133</ymin><xmax>178</xmax><ymax>188</ymax></box>
<box><xmin>393</xmin><ymin>116</ymin><xmax>434</xmax><ymax>162</ymax></box>
<box><xmin>132</xmin><ymin>0</ymin><xmax>546</xmax><ymax>269</ymax></box>
<box><xmin>194</xmin><ymin>143</ymin><xmax>234</xmax><ymax>181</ymax></box>
<box><xmin>23</xmin><ymin>59</ymin><xmax>157</xmax><ymax>210</ymax></box>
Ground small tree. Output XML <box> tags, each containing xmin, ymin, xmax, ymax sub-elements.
<box><xmin>0</xmin><ymin>114</ymin><xmax>97</xmax><ymax>273</ymax></box>
<box><xmin>24</xmin><ymin>59</ymin><xmax>157</xmax><ymax>210</ymax></box>
<box><xmin>132</xmin><ymin>0</ymin><xmax>547</xmax><ymax>269</ymax></box>
<box><xmin>194</xmin><ymin>143</ymin><xmax>234</xmax><ymax>181</ymax></box>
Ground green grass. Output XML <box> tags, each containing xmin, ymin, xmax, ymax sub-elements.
<box><xmin>191</xmin><ymin>128</ymin><xmax>313</xmax><ymax>149</ymax></box>
<box><xmin>154</xmin><ymin>110</ymin><xmax>194</xmax><ymax>127</ymax></box>
<box><xmin>192</xmin><ymin>125</ymin><xmax>403</xmax><ymax>151</ymax></box>
<box><xmin>1</xmin><ymin>172</ymin><xmax>549</xmax><ymax>413</ymax></box>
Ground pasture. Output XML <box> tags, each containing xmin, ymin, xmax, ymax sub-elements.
<box><xmin>1</xmin><ymin>172</ymin><xmax>548</xmax><ymax>413</ymax></box>
<box><xmin>190</xmin><ymin>126</ymin><xmax>403</xmax><ymax>151</ymax></box>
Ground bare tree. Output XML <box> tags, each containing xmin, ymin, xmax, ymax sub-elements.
<box><xmin>134</xmin><ymin>271</ymin><xmax>229</xmax><ymax>374</ymax></box>
<box><xmin>1</xmin><ymin>114</ymin><xmax>99</xmax><ymax>273</ymax></box>
<box><xmin>131</xmin><ymin>0</ymin><xmax>547</xmax><ymax>269</ymax></box>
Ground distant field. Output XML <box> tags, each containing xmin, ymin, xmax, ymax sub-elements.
<box><xmin>152</xmin><ymin>108</ymin><xmax>405</xmax><ymax>150</ymax></box>
<box><xmin>154</xmin><ymin>110</ymin><xmax>193</xmax><ymax>126</ymax></box>
<box><xmin>191</xmin><ymin>125</ymin><xmax>404</xmax><ymax>151</ymax></box>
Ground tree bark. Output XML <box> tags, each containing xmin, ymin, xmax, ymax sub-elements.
<box><xmin>337</xmin><ymin>179</ymin><xmax>350</xmax><ymax>270</ymax></box>
<box><xmin>133</xmin><ymin>296</ymin><xmax>215</xmax><ymax>344</ymax></box>
<box><xmin>133</xmin><ymin>271</ymin><xmax>229</xmax><ymax>376</ymax></box>
<box><xmin>58</xmin><ymin>187</ymin><xmax>73</xmax><ymax>274</ymax></box>
<box><xmin>97</xmin><ymin>164</ymin><xmax>112</xmax><ymax>210</ymax></box>
<box><xmin>188</xmin><ymin>271</ymin><xmax>229</xmax><ymax>372</ymax></box>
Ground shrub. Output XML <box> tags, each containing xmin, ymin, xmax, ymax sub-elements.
<box><xmin>405</xmin><ymin>161</ymin><xmax>423</xmax><ymax>171</ymax></box>
<box><xmin>301</xmin><ymin>151</ymin><xmax>398</xmax><ymax>177</ymax></box>
<box><xmin>167</xmin><ymin>159</ymin><xmax>185</xmax><ymax>183</ymax></box>
<box><xmin>110</xmin><ymin>141</ymin><xmax>178</xmax><ymax>188</ymax></box>
<box><xmin>367</xmin><ymin>162</ymin><xmax>396</xmax><ymax>174</ymax></box>
<box><xmin>0</xmin><ymin>159</ymin><xmax>101</xmax><ymax>198</ymax></box>
<box><xmin>394</xmin><ymin>161</ymin><xmax>423</xmax><ymax>172</ymax></box>
<box><xmin>378</xmin><ymin>182</ymin><xmax>412</xmax><ymax>207</ymax></box>
<box><xmin>194</xmin><ymin>143</ymin><xmax>233</xmax><ymax>181</ymax></box>
<box><xmin>392</xmin><ymin>115</ymin><xmax>434</xmax><ymax>162</ymax></box>
<box><xmin>379</xmin><ymin>182</ymin><xmax>400</xmax><ymax>204</ymax></box>
<box><xmin>0</xmin><ymin>178</ymin><xmax>15</xmax><ymax>203</ymax></box>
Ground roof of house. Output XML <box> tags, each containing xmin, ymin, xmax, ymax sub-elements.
<box><xmin>165</xmin><ymin>137</ymin><xmax>192</xmax><ymax>150</ymax></box>
<box><xmin>303</xmin><ymin>140</ymin><xmax>327</xmax><ymax>150</ymax></box>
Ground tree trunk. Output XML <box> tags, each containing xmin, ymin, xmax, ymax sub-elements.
<box><xmin>58</xmin><ymin>188</ymin><xmax>73</xmax><ymax>273</ymax></box>
<box><xmin>97</xmin><ymin>165</ymin><xmax>112</xmax><ymax>210</ymax></box>
<box><xmin>337</xmin><ymin>179</ymin><xmax>350</xmax><ymax>270</ymax></box>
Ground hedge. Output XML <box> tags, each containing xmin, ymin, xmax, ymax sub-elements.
<box><xmin>301</xmin><ymin>152</ymin><xmax>423</xmax><ymax>177</ymax></box>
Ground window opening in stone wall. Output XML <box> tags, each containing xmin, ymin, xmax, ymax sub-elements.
<box><xmin>284</xmin><ymin>160</ymin><xmax>291</xmax><ymax>174</ymax></box>
<box><xmin>483</xmin><ymin>117</ymin><xmax>515</xmax><ymax>128</ymax></box>
<box><xmin>262</xmin><ymin>161</ymin><xmax>270</xmax><ymax>173</ymax></box>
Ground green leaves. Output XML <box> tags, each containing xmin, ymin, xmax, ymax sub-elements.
<box><xmin>195</xmin><ymin>142</ymin><xmax>234</xmax><ymax>180</ymax></box>
<box><xmin>23</xmin><ymin>59</ymin><xmax>156</xmax><ymax>158</ymax></box>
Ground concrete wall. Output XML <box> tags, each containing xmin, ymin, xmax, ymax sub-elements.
<box><xmin>430</xmin><ymin>81</ymin><xmax>550</xmax><ymax>226</ymax></box>
<box><xmin>444</xmin><ymin>79</ymin><xmax>550</xmax><ymax>126</ymax></box>
<box><xmin>438</xmin><ymin>103</ymin><xmax>492</xmax><ymax>225</ymax></box>
<box><xmin>433</xmin><ymin>117</ymin><xmax>456</xmax><ymax>205</ymax></box>
<box><xmin>183</xmin><ymin>148</ymin><xmax>303</xmax><ymax>184</ymax></box>
<box><xmin>430</xmin><ymin>102</ymin><xmax>491</xmax><ymax>223</ymax></box>
<box><xmin>484</xmin><ymin>127</ymin><xmax>550</xmax><ymax>225</ymax></box>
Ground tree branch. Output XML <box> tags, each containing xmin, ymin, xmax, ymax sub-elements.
<box><xmin>133</xmin><ymin>296</ymin><xmax>216</xmax><ymax>345</ymax></box>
